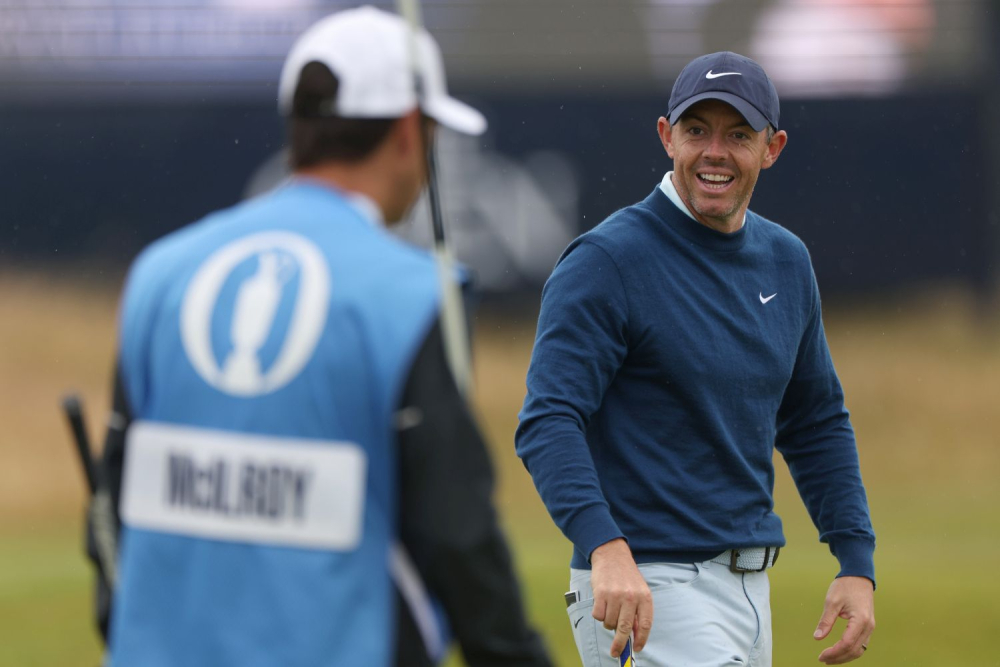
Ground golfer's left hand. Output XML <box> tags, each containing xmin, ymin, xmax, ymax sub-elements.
<box><xmin>814</xmin><ymin>576</ymin><xmax>875</xmax><ymax>664</ymax></box>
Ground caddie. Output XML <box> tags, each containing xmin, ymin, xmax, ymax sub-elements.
<box><xmin>85</xmin><ymin>7</ymin><xmax>551</xmax><ymax>666</ymax></box>
<box><xmin>516</xmin><ymin>51</ymin><xmax>876</xmax><ymax>666</ymax></box>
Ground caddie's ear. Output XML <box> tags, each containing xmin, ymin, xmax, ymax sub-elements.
<box><xmin>657</xmin><ymin>116</ymin><xmax>675</xmax><ymax>159</ymax></box>
<box><xmin>761</xmin><ymin>129</ymin><xmax>788</xmax><ymax>170</ymax></box>
<box><xmin>393</xmin><ymin>109</ymin><xmax>424</xmax><ymax>156</ymax></box>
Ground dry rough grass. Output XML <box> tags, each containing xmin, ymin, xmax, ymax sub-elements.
<box><xmin>0</xmin><ymin>271</ymin><xmax>119</xmax><ymax>524</ymax></box>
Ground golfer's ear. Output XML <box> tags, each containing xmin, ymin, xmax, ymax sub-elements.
<box><xmin>658</xmin><ymin>117</ymin><xmax>675</xmax><ymax>159</ymax></box>
<box><xmin>762</xmin><ymin>129</ymin><xmax>787</xmax><ymax>170</ymax></box>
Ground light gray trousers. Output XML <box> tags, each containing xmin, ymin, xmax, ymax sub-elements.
<box><xmin>567</xmin><ymin>560</ymin><xmax>772</xmax><ymax>666</ymax></box>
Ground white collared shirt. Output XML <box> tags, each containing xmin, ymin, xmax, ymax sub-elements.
<box><xmin>344</xmin><ymin>191</ymin><xmax>385</xmax><ymax>228</ymax></box>
<box><xmin>284</xmin><ymin>176</ymin><xmax>386</xmax><ymax>227</ymax></box>
<box><xmin>658</xmin><ymin>171</ymin><xmax>745</xmax><ymax>229</ymax></box>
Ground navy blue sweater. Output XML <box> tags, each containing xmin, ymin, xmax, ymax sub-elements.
<box><xmin>516</xmin><ymin>186</ymin><xmax>875</xmax><ymax>583</ymax></box>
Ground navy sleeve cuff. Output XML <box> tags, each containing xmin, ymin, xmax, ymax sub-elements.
<box><xmin>564</xmin><ymin>503</ymin><xmax>625</xmax><ymax>563</ymax></box>
<box><xmin>830</xmin><ymin>538</ymin><xmax>876</xmax><ymax>589</ymax></box>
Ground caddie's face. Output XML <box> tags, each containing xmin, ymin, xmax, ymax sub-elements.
<box><xmin>659</xmin><ymin>99</ymin><xmax>786</xmax><ymax>232</ymax></box>
<box><xmin>386</xmin><ymin>114</ymin><xmax>435</xmax><ymax>224</ymax></box>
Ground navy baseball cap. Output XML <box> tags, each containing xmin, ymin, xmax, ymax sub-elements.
<box><xmin>668</xmin><ymin>52</ymin><xmax>779</xmax><ymax>132</ymax></box>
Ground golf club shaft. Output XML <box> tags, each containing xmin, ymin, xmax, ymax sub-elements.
<box><xmin>396</xmin><ymin>0</ymin><xmax>473</xmax><ymax>397</ymax></box>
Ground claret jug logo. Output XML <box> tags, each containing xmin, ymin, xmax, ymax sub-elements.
<box><xmin>180</xmin><ymin>231</ymin><xmax>331</xmax><ymax>397</ymax></box>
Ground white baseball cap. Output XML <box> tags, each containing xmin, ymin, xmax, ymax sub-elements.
<box><xmin>278</xmin><ymin>5</ymin><xmax>486</xmax><ymax>136</ymax></box>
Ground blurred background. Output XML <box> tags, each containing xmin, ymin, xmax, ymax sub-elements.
<box><xmin>2</xmin><ymin>0</ymin><xmax>999</xmax><ymax>664</ymax></box>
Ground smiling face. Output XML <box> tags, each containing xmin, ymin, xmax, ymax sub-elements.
<box><xmin>658</xmin><ymin>99</ymin><xmax>787</xmax><ymax>233</ymax></box>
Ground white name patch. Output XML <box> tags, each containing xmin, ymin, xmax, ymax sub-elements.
<box><xmin>121</xmin><ymin>421</ymin><xmax>366</xmax><ymax>551</ymax></box>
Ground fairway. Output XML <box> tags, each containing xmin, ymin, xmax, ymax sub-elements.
<box><xmin>2</xmin><ymin>273</ymin><xmax>999</xmax><ymax>665</ymax></box>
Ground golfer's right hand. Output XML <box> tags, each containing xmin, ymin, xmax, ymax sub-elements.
<box><xmin>589</xmin><ymin>538</ymin><xmax>653</xmax><ymax>657</ymax></box>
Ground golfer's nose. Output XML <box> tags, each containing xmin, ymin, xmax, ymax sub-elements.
<box><xmin>703</xmin><ymin>131</ymin><xmax>727</xmax><ymax>160</ymax></box>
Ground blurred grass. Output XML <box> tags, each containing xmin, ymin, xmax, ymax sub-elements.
<box><xmin>2</xmin><ymin>271</ymin><xmax>999</xmax><ymax>665</ymax></box>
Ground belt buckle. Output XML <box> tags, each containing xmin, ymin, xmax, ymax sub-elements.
<box><xmin>728</xmin><ymin>546</ymin><xmax>779</xmax><ymax>573</ymax></box>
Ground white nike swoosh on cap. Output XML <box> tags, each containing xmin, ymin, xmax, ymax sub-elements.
<box><xmin>760</xmin><ymin>292</ymin><xmax>777</xmax><ymax>304</ymax></box>
<box><xmin>706</xmin><ymin>70</ymin><xmax>742</xmax><ymax>79</ymax></box>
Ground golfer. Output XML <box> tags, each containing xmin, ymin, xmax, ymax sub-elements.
<box><xmin>516</xmin><ymin>51</ymin><xmax>876</xmax><ymax>666</ymax></box>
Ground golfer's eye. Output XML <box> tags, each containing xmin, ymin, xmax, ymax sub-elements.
<box><xmin>689</xmin><ymin>127</ymin><xmax>705</xmax><ymax>136</ymax></box>
<box><xmin>732</xmin><ymin>132</ymin><xmax>750</xmax><ymax>140</ymax></box>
